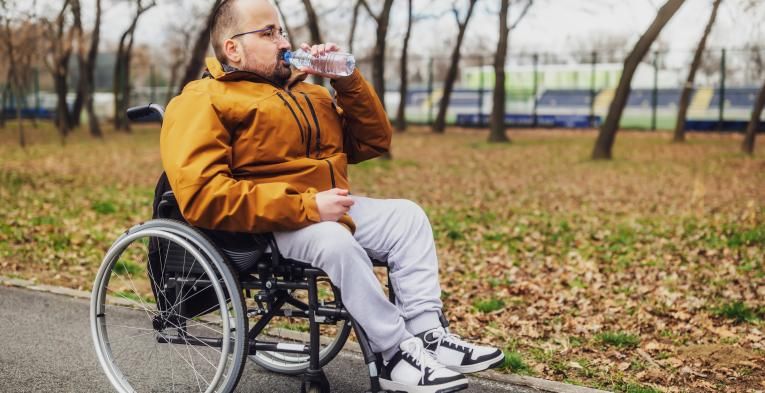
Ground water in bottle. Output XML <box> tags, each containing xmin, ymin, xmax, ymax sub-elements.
<box><xmin>283</xmin><ymin>49</ymin><xmax>356</xmax><ymax>78</ymax></box>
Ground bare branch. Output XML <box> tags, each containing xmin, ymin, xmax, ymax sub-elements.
<box><xmin>509</xmin><ymin>0</ymin><xmax>533</xmax><ymax>30</ymax></box>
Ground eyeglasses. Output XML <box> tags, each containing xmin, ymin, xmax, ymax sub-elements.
<box><xmin>230</xmin><ymin>26</ymin><xmax>288</xmax><ymax>42</ymax></box>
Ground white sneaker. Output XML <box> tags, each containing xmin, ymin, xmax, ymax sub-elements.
<box><xmin>379</xmin><ymin>336</ymin><xmax>468</xmax><ymax>393</ymax></box>
<box><xmin>419</xmin><ymin>327</ymin><xmax>505</xmax><ymax>374</ymax></box>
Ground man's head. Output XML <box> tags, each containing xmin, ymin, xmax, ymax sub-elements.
<box><xmin>210</xmin><ymin>0</ymin><xmax>292</xmax><ymax>84</ymax></box>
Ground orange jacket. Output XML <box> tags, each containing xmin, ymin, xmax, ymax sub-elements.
<box><xmin>160</xmin><ymin>57</ymin><xmax>392</xmax><ymax>234</ymax></box>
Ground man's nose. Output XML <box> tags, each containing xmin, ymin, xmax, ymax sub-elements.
<box><xmin>277</xmin><ymin>38</ymin><xmax>291</xmax><ymax>51</ymax></box>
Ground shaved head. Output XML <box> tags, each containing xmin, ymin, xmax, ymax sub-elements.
<box><xmin>210</xmin><ymin>0</ymin><xmax>242</xmax><ymax>65</ymax></box>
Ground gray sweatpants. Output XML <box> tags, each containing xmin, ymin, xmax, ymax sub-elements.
<box><xmin>273</xmin><ymin>196</ymin><xmax>443</xmax><ymax>356</ymax></box>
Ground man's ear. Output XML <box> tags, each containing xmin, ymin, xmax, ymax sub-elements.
<box><xmin>223</xmin><ymin>39</ymin><xmax>241</xmax><ymax>64</ymax></box>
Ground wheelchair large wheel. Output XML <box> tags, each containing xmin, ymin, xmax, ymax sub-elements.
<box><xmin>248</xmin><ymin>278</ymin><xmax>352</xmax><ymax>375</ymax></box>
<box><xmin>90</xmin><ymin>219</ymin><xmax>248</xmax><ymax>393</ymax></box>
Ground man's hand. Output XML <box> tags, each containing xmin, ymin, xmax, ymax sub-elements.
<box><xmin>297</xmin><ymin>42</ymin><xmax>348</xmax><ymax>80</ymax></box>
<box><xmin>315</xmin><ymin>188</ymin><xmax>354</xmax><ymax>222</ymax></box>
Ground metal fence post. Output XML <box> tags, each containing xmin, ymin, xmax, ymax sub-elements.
<box><xmin>150</xmin><ymin>65</ymin><xmax>156</xmax><ymax>103</ymax></box>
<box><xmin>427</xmin><ymin>57</ymin><xmax>434</xmax><ymax>126</ymax></box>
<box><xmin>718</xmin><ymin>48</ymin><xmax>726</xmax><ymax>131</ymax></box>
<box><xmin>590</xmin><ymin>51</ymin><xmax>597</xmax><ymax>128</ymax></box>
<box><xmin>34</xmin><ymin>68</ymin><xmax>40</xmax><ymax>115</ymax></box>
<box><xmin>651</xmin><ymin>51</ymin><xmax>659</xmax><ymax>131</ymax></box>
<box><xmin>532</xmin><ymin>53</ymin><xmax>539</xmax><ymax>128</ymax></box>
<box><xmin>478</xmin><ymin>56</ymin><xmax>484</xmax><ymax>126</ymax></box>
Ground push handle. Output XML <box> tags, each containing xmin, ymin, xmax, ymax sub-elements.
<box><xmin>126</xmin><ymin>103</ymin><xmax>165</xmax><ymax>122</ymax></box>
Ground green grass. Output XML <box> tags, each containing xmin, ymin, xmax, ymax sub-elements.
<box><xmin>498</xmin><ymin>350</ymin><xmax>531</xmax><ymax>374</ymax></box>
<box><xmin>596</xmin><ymin>331</ymin><xmax>640</xmax><ymax>348</ymax></box>
<box><xmin>113</xmin><ymin>259</ymin><xmax>143</xmax><ymax>276</ymax></box>
<box><xmin>92</xmin><ymin>200</ymin><xmax>118</xmax><ymax>215</ymax></box>
<box><xmin>618</xmin><ymin>382</ymin><xmax>663</xmax><ymax>393</ymax></box>
<box><xmin>473</xmin><ymin>298</ymin><xmax>506</xmax><ymax>313</ymax></box>
<box><xmin>713</xmin><ymin>301</ymin><xmax>761</xmax><ymax>324</ymax></box>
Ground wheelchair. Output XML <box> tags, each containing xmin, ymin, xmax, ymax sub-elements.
<box><xmin>89</xmin><ymin>104</ymin><xmax>450</xmax><ymax>393</ymax></box>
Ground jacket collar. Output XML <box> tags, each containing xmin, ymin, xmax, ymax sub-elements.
<box><xmin>203</xmin><ymin>57</ymin><xmax>308</xmax><ymax>90</ymax></box>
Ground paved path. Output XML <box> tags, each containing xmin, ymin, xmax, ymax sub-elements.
<box><xmin>0</xmin><ymin>285</ymin><xmax>537</xmax><ymax>393</ymax></box>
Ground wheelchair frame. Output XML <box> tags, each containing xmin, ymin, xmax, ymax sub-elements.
<box><xmin>90</xmin><ymin>104</ymin><xmax>453</xmax><ymax>393</ymax></box>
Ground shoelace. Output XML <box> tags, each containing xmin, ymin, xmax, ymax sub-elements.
<box><xmin>401</xmin><ymin>339</ymin><xmax>444</xmax><ymax>384</ymax></box>
<box><xmin>423</xmin><ymin>328</ymin><xmax>474</xmax><ymax>354</ymax></box>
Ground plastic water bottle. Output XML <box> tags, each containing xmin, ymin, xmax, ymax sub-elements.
<box><xmin>283</xmin><ymin>49</ymin><xmax>356</xmax><ymax>78</ymax></box>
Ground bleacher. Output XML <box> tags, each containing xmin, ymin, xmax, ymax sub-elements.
<box><xmin>709</xmin><ymin>87</ymin><xmax>760</xmax><ymax>108</ymax></box>
<box><xmin>537</xmin><ymin>89</ymin><xmax>592</xmax><ymax>107</ymax></box>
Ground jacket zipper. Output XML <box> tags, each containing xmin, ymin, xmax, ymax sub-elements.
<box><xmin>300</xmin><ymin>92</ymin><xmax>322</xmax><ymax>157</ymax></box>
<box><xmin>325</xmin><ymin>159</ymin><xmax>336</xmax><ymax>188</ymax></box>
<box><xmin>287</xmin><ymin>92</ymin><xmax>313</xmax><ymax>157</ymax></box>
<box><xmin>275</xmin><ymin>92</ymin><xmax>305</xmax><ymax>144</ymax></box>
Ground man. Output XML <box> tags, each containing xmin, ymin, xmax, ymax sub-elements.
<box><xmin>160</xmin><ymin>0</ymin><xmax>504</xmax><ymax>391</ymax></box>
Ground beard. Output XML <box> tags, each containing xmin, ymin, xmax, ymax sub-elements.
<box><xmin>242</xmin><ymin>49</ymin><xmax>292</xmax><ymax>86</ymax></box>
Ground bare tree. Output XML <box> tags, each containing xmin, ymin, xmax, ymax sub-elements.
<box><xmin>274</xmin><ymin>0</ymin><xmax>296</xmax><ymax>48</ymax></box>
<box><xmin>432</xmin><ymin>0</ymin><xmax>478</xmax><ymax>133</ymax></box>
<box><xmin>300</xmin><ymin>0</ymin><xmax>324</xmax><ymax>85</ymax></box>
<box><xmin>164</xmin><ymin>24</ymin><xmax>192</xmax><ymax>104</ymax></box>
<box><xmin>348</xmin><ymin>0</ymin><xmax>362</xmax><ymax>53</ymax></box>
<box><xmin>591</xmin><ymin>0</ymin><xmax>685</xmax><ymax>160</ymax></box>
<box><xmin>301</xmin><ymin>0</ymin><xmax>322</xmax><ymax>44</ymax></box>
<box><xmin>113</xmin><ymin>0</ymin><xmax>156</xmax><ymax>132</ymax></box>
<box><xmin>673</xmin><ymin>0</ymin><xmax>722</xmax><ymax>142</ymax></box>
<box><xmin>0</xmin><ymin>0</ymin><xmax>30</xmax><ymax>146</ymax></box>
<box><xmin>394</xmin><ymin>0</ymin><xmax>412</xmax><ymax>131</ymax></box>
<box><xmin>70</xmin><ymin>0</ymin><xmax>102</xmax><ymax>136</ymax></box>
<box><xmin>359</xmin><ymin>0</ymin><xmax>395</xmax><ymax>109</ymax></box>
<box><xmin>488</xmin><ymin>0</ymin><xmax>532</xmax><ymax>143</ymax></box>
<box><xmin>742</xmin><ymin>79</ymin><xmax>764</xmax><ymax>154</ymax></box>
<box><xmin>176</xmin><ymin>0</ymin><xmax>220</xmax><ymax>95</ymax></box>
<box><xmin>43</xmin><ymin>0</ymin><xmax>76</xmax><ymax>140</ymax></box>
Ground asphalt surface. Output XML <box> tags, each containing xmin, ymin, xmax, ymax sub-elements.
<box><xmin>0</xmin><ymin>285</ymin><xmax>536</xmax><ymax>393</ymax></box>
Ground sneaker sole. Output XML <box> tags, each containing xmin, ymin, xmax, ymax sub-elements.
<box><xmin>447</xmin><ymin>352</ymin><xmax>506</xmax><ymax>374</ymax></box>
<box><xmin>379</xmin><ymin>377</ymin><xmax>468</xmax><ymax>393</ymax></box>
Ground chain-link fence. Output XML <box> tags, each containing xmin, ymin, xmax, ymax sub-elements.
<box><xmin>358</xmin><ymin>47</ymin><xmax>765</xmax><ymax>131</ymax></box>
<box><xmin>3</xmin><ymin>47</ymin><xmax>765</xmax><ymax>131</ymax></box>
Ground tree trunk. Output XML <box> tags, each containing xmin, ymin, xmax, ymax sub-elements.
<box><xmin>85</xmin><ymin>0</ymin><xmax>102</xmax><ymax>138</ymax></box>
<box><xmin>489</xmin><ymin>0</ymin><xmax>511</xmax><ymax>143</ymax></box>
<box><xmin>70</xmin><ymin>0</ymin><xmax>85</xmax><ymax>128</ymax></box>
<box><xmin>114</xmin><ymin>0</ymin><xmax>155</xmax><ymax>131</ymax></box>
<box><xmin>592</xmin><ymin>0</ymin><xmax>685</xmax><ymax>159</ymax></box>
<box><xmin>359</xmin><ymin>0</ymin><xmax>394</xmax><ymax>109</ymax></box>
<box><xmin>348</xmin><ymin>0</ymin><xmax>361</xmax><ymax>53</ymax></box>
<box><xmin>274</xmin><ymin>0</ymin><xmax>296</xmax><ymax>48</ymax></box>
<box><xmin>53</xmin><ymin>69</ymin><xmax>72</xmax><ymax>137</ymax></box>
<box><xmin>394</xmin><ymin>0</ymin><xmax>412</xmax><ymax>132</ymax></box>
<box><xmin>113</xmin><ymin>28</ymin><xmax>131</xmax><ymax>131</ymax></box>
<box><xmin>301</xmin><ymin>0</ymin><xmax>324</xmax><ymax>85</ymax></box>
<box><xmin>0</xmin><ymin>83</ymin><xmax>5</xmax><ymax>129</ymax></box>
<box><xmin>673</xmin><ymin>0</ymin><xmax>721</xmax><ymax>143</ymax></box>
<box><xmin>432</xmin><ymin>0</ymin><xmax>478</xmax><ymax>133</ymax></box>
<box><xmin>13</xmin><ymin>87</ymin><xmax>25</xmax><ymax>148</ymax></box>
<box><xmin>177</xmin><ymin>0</ymin><xmax>220</xmax><ymax>95</ymax></box>
<box><xmin>742</xmin><ymin>79</ymin><xmax>765</xmax><ymax>155</ymax></box>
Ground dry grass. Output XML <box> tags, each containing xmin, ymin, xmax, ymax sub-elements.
<box><xmin>1</xmin><ymin>122</ymin><xmax>764</xmax><ymax>392</ymax></box>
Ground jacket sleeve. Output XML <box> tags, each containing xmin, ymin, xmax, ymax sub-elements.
<box><xmin>331</xmin><ymin>69</ymin><xmax>392</xmax><ymax>164</ymax></box>
<box><xmin>160</xmin><ymin>88</ymin><xmax>321</xmax><ymax>233</ymax></box>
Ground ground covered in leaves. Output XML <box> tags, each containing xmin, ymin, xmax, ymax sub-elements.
<box><xmin>1</xmin><ymin>123</ymin><xmax>764</xmax><ymax>392</ymax></box>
